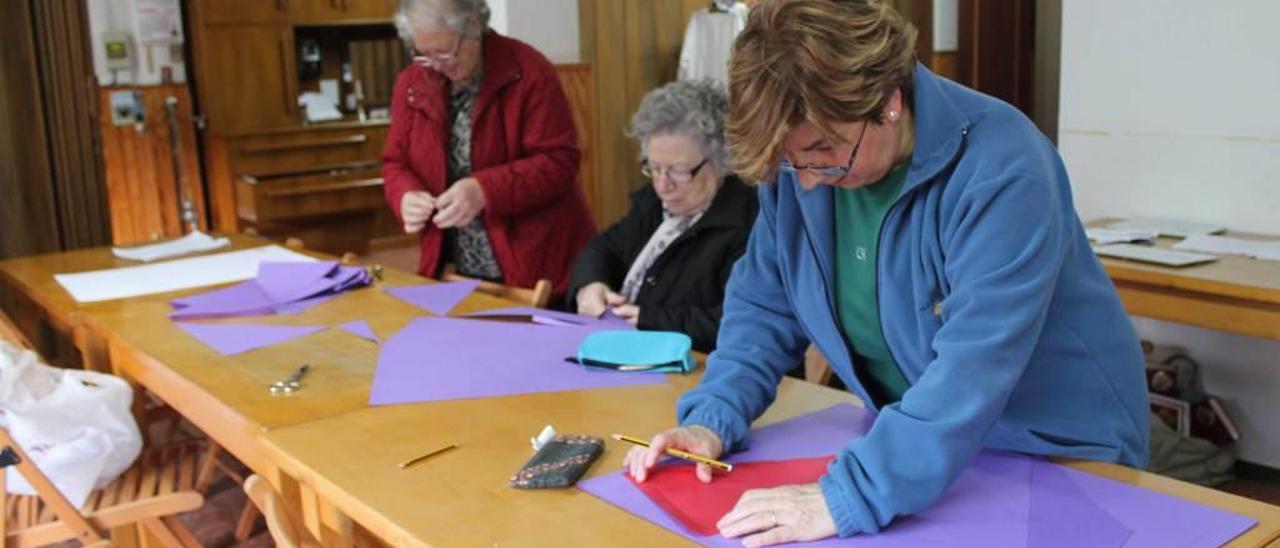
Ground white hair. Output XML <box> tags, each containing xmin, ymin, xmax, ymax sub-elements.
<box><xmin>395</xmin><ymin>0</ymin><xmax>490</xmax><ymax>45</ymax></box>
<box><xmin>628</xmin><ymin>79</ymin><xmax>734</xmax><ymax>174</ymax></box>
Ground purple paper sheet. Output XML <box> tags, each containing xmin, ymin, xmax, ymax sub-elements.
<box><xmin>384</xmin><ymin>281</ymin><xmax>481</xmax><ymax>316</ymax></box>
<box><xmin>579</xmin><ymin>405</ymin><xmax>1257</xmax><ymax>547</ymax></box>
<box><xmin>1028</xmin><ymin>459</ymin><xmax>1131</xmax><ymax>547</ymax></box>
<box><xmin>176</xmin><ymin>322</ymin><xmax>325</xmax><ymax>356</ymax></box>
<box><xmin>337</xmin><ymin>320</ymin><xmax>379</xmax><ymax>343</ymax></box>
<box><xmin>369</xmin><ymin>316</ymin><xmax>664</xmax><ymax>405</ymax></box>
<box><xmin>256</xmin><ymin>261</ymin><xmax>339</xmax><ymax>303</ymax></box>
<box><xmin>169</xmin><ymin>281</ymin><xmax>276</xmax><ymax>320</ymax></box>
<box><xmin>273</xmin><ymin>293</ymin><xmax>337</xmax><ymax>315</ymax></box>
<box><xmin>462</xmin><ymin>306</ymin><xmax>635</xmax><ymax>330</ymax></box>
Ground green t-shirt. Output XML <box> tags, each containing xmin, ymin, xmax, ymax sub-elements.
<box><xmin>833</xmin><ymin>162</ymin><xmax>911</xmax><ymax>405</ymax></box>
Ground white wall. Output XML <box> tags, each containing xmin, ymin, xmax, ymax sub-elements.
<box><xmin>499</xmin><ymin>0</ymin><xmax>580</xmax><ymax>63</ymax></box>
<box><xmin>932</xmin><ymin>0</ymin><xmax>957</xmax><ymax>52</ymax></box>
<box><xmin>86</xmin><ymin>0</ymin><xmax>187</xmax><ymax>86</ymax></box>
<box><xmin>487</xmin><ymin>0</ymin><xmax>509</xmax><ymax>35</ymax></box>
<box><xmin>1060</xmin><ymin>1</ymin><xmax>1280</xmax><ymax>467</ymax></box>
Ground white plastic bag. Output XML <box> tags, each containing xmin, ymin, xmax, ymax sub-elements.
<box><xmin>0</xmin><ymin>341</ymin><xmax>142</xmax><ymax>508</ymax></box>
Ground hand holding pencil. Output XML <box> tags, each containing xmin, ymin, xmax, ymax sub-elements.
<box><xmin>621</xmin><ymin>425</ymin><xmax>725</xmax><ymax>483</ymax></box>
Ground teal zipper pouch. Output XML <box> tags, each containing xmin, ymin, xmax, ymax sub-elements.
<box><xmin>571</xmin><ymin>330</ymin><xmax>695</xmax><ymax>374</ymax></box>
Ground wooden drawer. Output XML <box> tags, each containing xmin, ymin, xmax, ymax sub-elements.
<box><xmin>229</xmin><ymin>125</ymin><xmax>388</xmax><ymax>177</ymax></box>
<box><xmin>235</xmin><ymin>168</ymin><xmax>385</xmax><ymax>222</ymax></box>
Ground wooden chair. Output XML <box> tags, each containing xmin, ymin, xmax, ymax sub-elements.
<box><xmin>0</xmin><ymin>308</ymin><xmax>33</xmax><ymax>351</ymax></box>
<box><xmin>0</xmin><ymin>312</ymin><xmax>205</xmax><ymax>547</ymax></box>
<box><xmin>242</xmin><ymin>475</ymin><xmax>320</xmax><ymax>548</ymax></box>
<box><xmin>440</xmin><ymin>264</ymin><xmax>553</xmax><ymax>308</ymax></box>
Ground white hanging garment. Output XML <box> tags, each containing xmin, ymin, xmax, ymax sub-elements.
<box><xmin>677</xmin><ymin>2</ymin><xmax>750</xmax><ymax>85</ymax></box>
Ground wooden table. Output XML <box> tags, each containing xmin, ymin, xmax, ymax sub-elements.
<box><xmin>1090</xmin><ymin>220</ymin><xmax>1280</xmax><ymax>340</ymax></box>
<box><xmin>261</xmin><ymin>375</ymin><xmax>1280</xmax><ymax>547</ymax></box>
<box><xmin>4</xmin><ymin>238</ymin><xmax>1280</xmax><ymax>546</ymax></box>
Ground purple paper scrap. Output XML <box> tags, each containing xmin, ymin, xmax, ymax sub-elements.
<box><xmin>369</xmin><ymin>316</ymin><xmax>663</xmax><ymax>405</ymax></box>
<box><xmin>176</xmin><ymin>322</ymin><xmax>325</xmax><ymax>356</ymax></box>
<box><xmin>337</xmin><ymin>320</ymin><xmax>379</xmax><ymax>343</ymax></box>
<box><xmin>384</xmin><ymin>280</ymin><xmax>481</xmax><ymax>316</ymax></box>
<box><xmin>256</xmin><ymin>261</ymin><xmax>339</xmax><ymax>303</ymax></box>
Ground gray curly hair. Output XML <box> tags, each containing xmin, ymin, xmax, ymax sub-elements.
<box><xmin>395</xmin><ymin>0</ymin><xmax>490</xmax><ymax>44</ymax></box>
<box><xmin>628</xmin><ymin>79</ymin><xmax>733</xmax><ymax>174</ymax></box>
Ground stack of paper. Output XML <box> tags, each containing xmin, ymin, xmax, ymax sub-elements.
<box><xmin>1085</xmin><ymin>228</ymin><xmax>1158</xmax><ymax>245</ymax></box>
<box><xmin>112</xmin><ymin>231</ymin><xmax>231</xmax><ymax>262</ymax></box>
<box><xmin>170</xmin><ymin>260</ymin><xmax>372</xmax><ymax>320</ymax></box>
<box><xmin>1105</xmin><ymin>218</ymin><xmax>1225</xmax><ymax>239</ymax></box>
<box><xmin>1173</xmin><ymin>234</ymin><xmax>1280</xmax><ymax>261</ymax></box>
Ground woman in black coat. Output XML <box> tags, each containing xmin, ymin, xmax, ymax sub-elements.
<box><xmin>568</xmin><ymin>80</ymin><xmax>757</xmax><ymax>352</ymax></box>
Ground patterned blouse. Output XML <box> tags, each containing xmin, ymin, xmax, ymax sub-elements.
<box><xmin>445</xmin><ymin>67</ymin><xmax>504</xmax><ymax>281</ymax></box>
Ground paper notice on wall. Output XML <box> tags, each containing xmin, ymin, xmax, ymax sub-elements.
<box><xmin>137</xmin><ymin>0</ymin><xmax>184</xmax><ymax>45</ymax></box>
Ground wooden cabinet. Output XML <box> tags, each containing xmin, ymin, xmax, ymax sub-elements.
<box><xmin>194</xmin><ymin>24</ymin><xmax>298</xmax><ymax>133</ymax></box>
<box><xmin>292</xmin><ymin>0</ymin><xmax>394</xmax><ymax>25</ymax></box>
<box><xmin>197</xmin><ymin>0</ymin><xmax>290</xmax><ymax>25</ymax></box>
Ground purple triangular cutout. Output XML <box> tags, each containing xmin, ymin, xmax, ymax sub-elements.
<box><xmin>384</xmin><ymin>280</ymin><xmax>481</xmax><ymax>316</ymax></box>
<box><xmin>176</xmin><ymin>322</ymin><xmax>326</xmax><ymax>356</ymax></box>
<box><xmin>337</xmin><ymin>320</ymin><xmax>379</xmax><ymax>343</ymax></box>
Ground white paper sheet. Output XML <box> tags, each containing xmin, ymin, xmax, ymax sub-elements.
<box><xmin>1104</xmin><ymin>218</ymin><xmax>1226</xmax><ymax>239</ymax></box>
<box><xmin>55</xmin><ymin>245</ymin><xmax>316</xmax><ymax>303</ymax></box>
<box><xmin>112</xmin><ymin>231</ymin><xmax>230</xmax><ymax>262</ymax></box>
<box><xmin>1174</xmin><ymin>234</ymin><xmax>1280</xmax><ymax>261</ymax></box>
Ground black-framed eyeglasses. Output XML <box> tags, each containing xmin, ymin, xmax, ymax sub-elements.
<box><xmin>640</xmin><ymin>157</ymin><xmax>709</xmax><ymax>184</ymax></box>
<box><xmin>780</xmin><ymin>122</ymin><xmax>869</xmax><ymax>182</ymax></box>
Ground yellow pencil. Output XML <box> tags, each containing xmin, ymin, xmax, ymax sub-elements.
<box><xmin>612</xmin><ymin>434</ymin><xmax>734</xmax><ymax>472</ymax></box>
<box><xmin>399</xmin><ymin>443</ymin><xmax>458</xmax><ymax>469</ymax></box>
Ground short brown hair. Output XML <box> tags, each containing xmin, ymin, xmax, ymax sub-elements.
<box><xmin>727</xmin><ymin>0</ymin><xmax>917</xmax><ymax>181</ymax></box>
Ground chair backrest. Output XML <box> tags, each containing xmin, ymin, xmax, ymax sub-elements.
<box><xmin>0</xmin><ymin>427</ymin><xmax>106</xmax><ymax>545</ymax></box>
<box><xmin>440</xmin><ymin>264</ymin><xmax>553</xmax><ymax>308</ymax></box>
<box><xmin>0</xmin><ymin>307</ymin><xmax>33</xmax><ymax>350</ymax></box>
<box><xmin>243</xmin><ymin>475</ymin><xmax>321</xmax><ymax>548</ymax></box>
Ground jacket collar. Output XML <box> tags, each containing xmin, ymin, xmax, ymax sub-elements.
<box><xmin>902</xmin><ymin>62</ymin><xmax>972</xmax><ymax>194</ymax></box>
<box><xmin>692</xmin><ymin>176</ymin><xmax>755</xmax><ymax>231</ymax></box>
<box><xmin>404</xmin><ymin>31</ymin><xmax>523</xmax><ymax>118</ymax></box>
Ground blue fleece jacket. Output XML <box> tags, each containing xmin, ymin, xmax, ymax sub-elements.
<box><xmin>677</xmin><ymin>64</ymin><xmax>1150</xmax><ymax>537</ymax></box>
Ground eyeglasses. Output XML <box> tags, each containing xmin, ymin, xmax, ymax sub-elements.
<box><xmin>640</xmin><ymin>157</ymin><xmax>709</xmax><ymax>184</ymax></box>
<box><xmin>780</xmin><ymin>122</ymin><xmax>869</xmax><ymax>182</ymax></box>
<box><xmin>412</xmin><ymin>29</ymin><xmax>468</xmax><ymax>68</ymax></box>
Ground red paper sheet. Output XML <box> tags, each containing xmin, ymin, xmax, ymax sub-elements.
<box><xmin>629</xmin><ymin>456</ymin><xmax>835</xmax><ymax>536</ymax></box>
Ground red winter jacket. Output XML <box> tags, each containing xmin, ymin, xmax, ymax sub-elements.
<box><xmin>382</xmin><ymin>31</ymin><xmax>596</xmax><ymax>298</ymax></box>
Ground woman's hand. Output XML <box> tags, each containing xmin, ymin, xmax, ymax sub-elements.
<box><xmin>433</xmin><ymin>177</ymin><xmax>486</xmax><ymax>228</ymax></box>
<box><xmin>576</xmin><ymin>282</ymin><xmax>612</xmax><ymax>317</ymax></box>
<box><xmin>400</xmin><ymin>191</ymin><xmax>436</xmax><ymax>233</ymax></box>
<box><xmin>717</xmin><ymin>483</ymin><xmax>838</xmax><ymax>547</ymax></box>
<box><xmin>611</xmin><ymin>304</ymin><xmax>640</xmax><ymax>326</ymax></box>
<box><xmin>622</xmin><ymin>425</ymin><xmax>723</xmax><ymax>483</ymax></box>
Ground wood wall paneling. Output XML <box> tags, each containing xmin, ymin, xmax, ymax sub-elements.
<box><xmin>0</xmin><ymin>0</ymin><xmax>60</xmax><ymax>259</ymax></box>
<box><xmin>578</xmin><ymin>0</ymin><xmax>706</xmax><ymax>228</ymax></box>
<box><xmin>30</xmin><ymin>0</ymin><xmax>110</xmax><ymax>251</ymax></box>
<box><xmin>555</xmin><ymin>64</ymin><xmax>598</xmax><ymax>219</ymax></box>
<box><xmin>99</xmin><ymin>86</ymin><xmax>207</xmax><ymax>245</ymax></box>
<box><xmin>958</xmin><ymin>0</ymin><xmax>1036</xmax><ymax>116</ymax></box>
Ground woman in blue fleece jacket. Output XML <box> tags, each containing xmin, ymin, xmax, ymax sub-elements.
<box><xmin>623</xmin><ymin>1</ymin><xmax>1150</xmax><ymax>545</ymax></box>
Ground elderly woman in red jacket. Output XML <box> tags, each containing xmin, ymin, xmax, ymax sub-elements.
<box><xmin>384</xmin><ymin>0</ymin><xmax>596</xmax><ymax>296</ymax></box>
